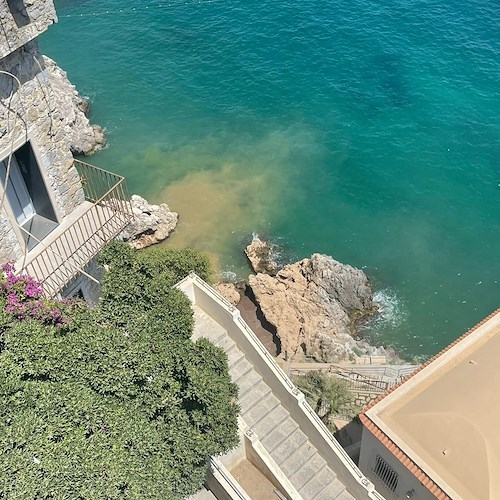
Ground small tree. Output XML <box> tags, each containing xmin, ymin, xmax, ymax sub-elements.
<box><xmin>293</xmin><ymin>371</ymin><xmax>355</xmax><ymax>431</ymax></box>
<box><xmin>0</xmin><ymin>244</ymin><xmax>239</xmax><ymax>499</ymax></box>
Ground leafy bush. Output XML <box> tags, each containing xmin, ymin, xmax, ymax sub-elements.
<box><xmin>99</xmin><ymin>241</ymin><xmax>213</xmax><ymax>283</ymax></box>
<box><xmin>0</xmin><ymin>245</ymin><xmax>239</xmax><ymax>498</ymax></box>
<box><xmin>141</xmin><ymin>246</ymin><xmax>213</xmax><ymax>284</ymax></box>
<box><xmin>293</xmin><ymin>371</ymin><xmax>355</xmax><ymax>431</ymax></box>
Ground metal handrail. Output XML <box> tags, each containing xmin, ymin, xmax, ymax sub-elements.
<box><xmin>75</xmin><ymin>160</ymin><xmax>127</xmax><ymax>204</ymax></box>
<box><xmin>291</xmin><ymin>366</ymin><xmax>389</xmax><ymax>386</ymax></box>
<box><xmin>19</xmin><ymin>161</ymin><xmax>132</xmax><ymax>297</ymax></box>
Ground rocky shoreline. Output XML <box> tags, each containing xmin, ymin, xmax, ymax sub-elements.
<box><xmin>220</xmin><ymin>236</ymin><xmax>400</xmax><ymax>364</ymax></box>
<box><xmin>56</xmin><ymin>59</ymin><xmax>397</xmax><ymax>364</ymax></box>
<box><xmin>44</xmin><ymin>56</ymin><xmax>106</xmax><ymax>156</ymax></box>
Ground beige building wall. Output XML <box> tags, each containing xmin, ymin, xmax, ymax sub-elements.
<box><xmin>0</xmin><ymin>0</ymin><xmax>84</xmax><ymax>262</ymax></box>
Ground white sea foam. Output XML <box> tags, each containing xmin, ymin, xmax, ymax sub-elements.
<box><xmin>219</xmin><ymin>270</ymin><xmax>238</xmax><ymax>283</ymax></box>
<box><xmin>247</xmin><ymin>232</ymin><xmax>293</xmax><ymax>270</ymax></box>
<box><xmin>368</xmin><ymin>288</ymin><xmax>408</xmax><ymax>331</ymax></box>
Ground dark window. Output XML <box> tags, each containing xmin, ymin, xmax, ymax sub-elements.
<box><xmin>15</xmin><ymin>142</ymin><xmax>57</xmax><ymax>223</ymax></box>
<box><xmin>0</xmin><ymin>142</ymin><xmax>58</xmax><ymax>250</ymax></box>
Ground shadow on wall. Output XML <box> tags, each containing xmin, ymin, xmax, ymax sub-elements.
<box><xmin>334</xmin><ymin>416</ymin><xmax>364</xmax><ymax>464</ymax></box>
<box><xmin>237</xmin><ymin>284</ymin><xmax>282</xmax><ymax>357</ymax></box>
<box><xmin>6</xmin><ymin>0</ymin><xmax>31</xmax><ymax>28</ymax></box>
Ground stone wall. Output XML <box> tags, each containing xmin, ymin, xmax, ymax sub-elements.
<box><xmin>351</xmin><ymin>390</ymin><xmax>382</xmax><ymax>410</ymax></box>
<box><xmin>0</xmin><ymin>39</ymin><xmax>84</xmax><ymax>262</ymax></box>
<box><xmin>0</xmin><ymin>0</ymin><xmax>56</xmax><ymax>58</ymax></box>
<box><xmin>0</xmin><ymin>215</ymin><xmax>19</xmax><ymax>260</ymax></box>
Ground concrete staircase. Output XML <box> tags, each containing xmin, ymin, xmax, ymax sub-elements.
<box><xmin>192</xmin><ymin>306</ymin><xmax>354</xmax><ymax>500</ymax></box>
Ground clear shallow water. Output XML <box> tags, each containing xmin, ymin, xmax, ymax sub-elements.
<box><xmin>42</xmin><ymin>0</ymin><xmax>500</xmax><ymax>358</ymax></box>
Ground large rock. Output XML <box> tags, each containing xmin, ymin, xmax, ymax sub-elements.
<box><xmin>44</xmin><ymin>56</ymin><xmax>105</xmax><ymax>155</ymax></box>
<box><xmin>248</xmin><ymin>253</ymin><xmax>380</xmax><ymax>363</ymax></box>
<box><xmin>245</xmin><ymin>236</ymin><xmax>279</xmax><ymax>275</ymax></box>
<box><xmin>214</xmin><ymin>282</ymin><xmax>242</xmax><ymax>306</ymax></box>
<box><xmin>121</xmin><ymin>195</ymin><xmax>178</xmax><ymax>249</ymax></box>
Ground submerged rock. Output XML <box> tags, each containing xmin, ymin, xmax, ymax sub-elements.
<box><xmin>245</xmin><ymin>236</ymin><xmax>280</xmax><ymax>275</ymax></box>
<box><xmin>121</xmin><ymin>195</ymin><xmax>178</xmax><ymax>249</ymax></box>
<box><xmin>44</xmin><ymin>56</ymin><xmax>105</xmax><ymax>155</ymax></box>
<box><xmin>248</xmin><ymin>253</ymin><xmax>381</xmax><ymax>363</ymax></box>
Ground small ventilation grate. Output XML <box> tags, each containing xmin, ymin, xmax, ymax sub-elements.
<box><xmin>373</xmin><ymin>454</ymin><xmax>399</xmax><ymax>492</ymax></box>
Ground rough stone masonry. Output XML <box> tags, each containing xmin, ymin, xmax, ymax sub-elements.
<box><xmin>0</xmin><ymin>0</ymin><xmax>104</xmax><ymax>262</ymax></box>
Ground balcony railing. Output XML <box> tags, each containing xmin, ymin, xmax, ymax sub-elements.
<box><xmin>17</xmin><ymin>160</ymin><xmax>133</xmax><ymax>297</ymax></box>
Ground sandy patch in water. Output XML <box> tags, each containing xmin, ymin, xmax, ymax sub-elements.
<box><xmin>151</xmin><ymin>123</ymin><xmax>322</xmax><ymax>276</ymax></box>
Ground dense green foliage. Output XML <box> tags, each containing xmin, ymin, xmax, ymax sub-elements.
<box><xmin>0</xmin><ymin>243</ymin><xmax>239</xmax><ymax>499</ymax></box>
<box><xmin>141</xmin><ymin>246</ymin><xmax>213</xmax><ymax>284</ymax></box>
<box><xmin>293</xmin><ymin>371</ymin><xmax>355</xmax><ymax>431</ymax></box>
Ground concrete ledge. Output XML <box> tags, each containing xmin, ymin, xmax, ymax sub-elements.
<box><xmin>241</xmin><ymin>421</ymin><xmax>300</xmax><ymax>500</ymax></box>
<box><xmin>206</xmin><ymin>457</ymin><xmax>251</xmax><ymax>500</ymax></box>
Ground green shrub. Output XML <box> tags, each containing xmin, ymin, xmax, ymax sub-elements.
<box><xmin>141</xmin><ymin>246</ymin><xmax>213</xmax><ymax>283</ymax></box>
<box><xmin>0</xmin><ymin>245</ymin><xmax>238</xmax><ymax>498</ymax></box>
<box><xmin>99</xmin><ymin>241</ymin><xmax>212</xmax><ymax>284</ymax></box>
<box><xmin>293</xmin><ymin>371</ymin><xmax>355</xmax><ymax>431</ymax></box>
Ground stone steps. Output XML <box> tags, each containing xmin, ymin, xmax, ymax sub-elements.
<box><xmin>192</xmin><ymin>306</ymin><xmax>354</xmax><ymax>500</ymax></box>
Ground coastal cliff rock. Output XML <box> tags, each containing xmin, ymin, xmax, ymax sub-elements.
<box><xmin>121</xmin><ymin>195</ymin><xmax>178</xmax><ymax>249</ymax></box>
<box><xmin>214</xmin><ymin>282</ymin><xmax>242</xmax><ymax>306</ymax></box>
<box><xmin>44</xmin><ymin>56</ymin><xmax>105</xmax><ymax>155</ymax></box>
<box><xmin>245</xmin><ymin>236</ymin><xmax>279</xmax><ymax>275</ymax></box>
<box><xmin>248</xmin><ymin>253</ymin><xmax>380</xmax><ymax>363</ymax></box>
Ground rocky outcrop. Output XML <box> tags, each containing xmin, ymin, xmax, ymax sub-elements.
<box><xmin>245</xmin><ymin>236</ymin><xmax>279</xmax><ymax>275</ymax></box>
<box><xmin>214</xmin><ymin>282</ymin><xmax>242</xmax><ymax>306</ymax></box>
<box><xmin>248</xmin><ymin>253</ymin><xmax>382</xmax><ymax>363</ymax></box>
<box><xmin>43</xmin><ymin>56</ymin><xmax>105</xmax><ymax>155</ymax></box>
<box><xmin>121</xmin><ymin>195</ymin><xmax>178</xmax><ymax>249</ymax></box>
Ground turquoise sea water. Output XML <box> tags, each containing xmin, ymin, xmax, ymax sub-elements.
<box><xmin>42</xmin><ymin>0</ymin><xmax>500</xmax><ymax>358</ymax></box>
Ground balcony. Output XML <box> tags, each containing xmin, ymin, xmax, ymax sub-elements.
<box><xmin>16</xmin><ymin>160</ymin><xmax>133</xmax><ymax>297</ymax></box>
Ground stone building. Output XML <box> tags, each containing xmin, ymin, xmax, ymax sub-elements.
<box><xmin>359</xmin><ymin>309</ymin><xmax>500</xmax><ymax>500</ymax></box>
<box><xmin>0</xmin><ymin>0</ymin><xmax>131</xmax><ymax>302</ymax></box>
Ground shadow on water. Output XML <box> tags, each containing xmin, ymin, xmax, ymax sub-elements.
<box><xmin>357</xmin><ymin>51</ymin><xmax>412</xmax><ymax>112</ymax></box>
